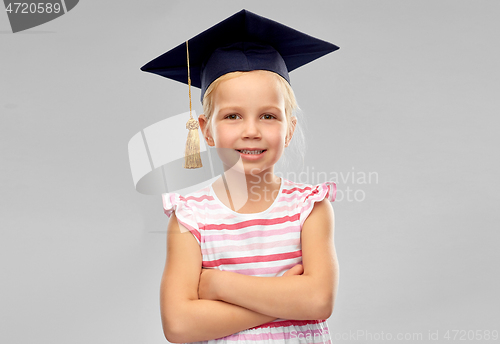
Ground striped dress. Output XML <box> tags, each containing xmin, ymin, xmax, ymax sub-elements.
<box><xmin>162</xmin><ymin>178</ymin><xmax>337</xmax><ymax>344</ymax></box>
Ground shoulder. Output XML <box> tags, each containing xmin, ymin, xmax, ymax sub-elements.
<box><xmin>161</xmin><ymin>185</ymin><xmax>213</xmax><ymax>245</ymax></box>
<box><xmin>304</xmin><ymin>197</ymin><xmax>334</xmax><ymax>227</ymax></box>
<box><xmin>282</xmin><ymin>179</ymin><xmax>336</xmax><ymax>226</ymax></box>
<box><xmin>282</xmin><ymin>179</ymin><xmax>336</xmax><ymax>203</ymax></box>
<box><xmin>162</xmin><ymin>185</ymin><xmax>212</xmax><ymax>214</ymax></box>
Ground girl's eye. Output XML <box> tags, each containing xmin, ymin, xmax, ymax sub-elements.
<box><xmin>262</xmin><ymin>114</ymin><xmax>276</xmax><ymax>120</ymax></box>
<box><xmin>224</xmin><ymin>114</ymin><xmax>276</xmax><ymax>120</ymax></box>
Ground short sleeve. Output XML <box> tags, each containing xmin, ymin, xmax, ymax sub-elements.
<box><xmin>299</xmin><ymin>181</ymin><xmax>336</xmax><ymax>227</ymax></box>
<box><xmin>162</xmin><ymin>193</ymin><xmax>201</xmax><ymax>245</ymax></box>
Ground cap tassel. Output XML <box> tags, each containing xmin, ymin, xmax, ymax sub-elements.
<box><xmin>184</xmin><ymin>117</ymin><xmax>202</xmax><ymax>168</ymax></box>
<box><xmin>184</xmin><ymin>40</ymin><xmax>202</xmax><ymax>169</ymax></box>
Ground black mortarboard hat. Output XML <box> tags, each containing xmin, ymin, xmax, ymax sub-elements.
<box><xmin>141</xmin><ymin>9</ymin><xmax>340</xmax><ymax>102</ymax></box>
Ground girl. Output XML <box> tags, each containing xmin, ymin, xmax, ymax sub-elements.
<box><xmin>143</xmin><ymin>9</ymin><xmax>339</xmax><ymax>344</ymax></box>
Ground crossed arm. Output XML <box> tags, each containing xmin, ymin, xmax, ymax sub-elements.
<box><xmin>160</xmin><ymin>198</ymin><xmax>338</xmax><ymax>343</ymax></box>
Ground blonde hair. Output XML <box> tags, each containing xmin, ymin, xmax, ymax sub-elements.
<box><xmin>201</xmin><ymin>70</ymin><xmax>306</xmax><ymax>169</ymax></box>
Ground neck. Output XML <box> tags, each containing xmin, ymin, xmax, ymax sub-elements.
<box><xmin>216</xmin><ymin>165</ymin><xmax>282</xmax><ymax>209</ymax></box>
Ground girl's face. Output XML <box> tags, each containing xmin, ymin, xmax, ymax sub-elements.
<box><xmin>200</xmin><ymin>70</ymin><xmax>293</xmax><ymax>176</ymax></box>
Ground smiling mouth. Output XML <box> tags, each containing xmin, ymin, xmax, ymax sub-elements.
<box><xmin>237</xmin><ymin>149</ymin><xmax>266</xmax><ymax>155</ymax></box>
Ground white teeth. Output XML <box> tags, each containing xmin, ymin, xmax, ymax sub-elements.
<box><xmin>240</xmin><ymin>149</ymin><xmax>264</xmax><ymax>155</ymax></box>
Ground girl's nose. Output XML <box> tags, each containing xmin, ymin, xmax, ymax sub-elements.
<box><xmin>241</xmin><ymin>118</ymin><xmax>261</xmax><ymax>139</ymax></box>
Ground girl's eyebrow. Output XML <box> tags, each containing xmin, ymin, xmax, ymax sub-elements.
<box><xmin>218</xmin><ymin>105</ymin><xmax>283</xmax><ymax>112</ymax></box>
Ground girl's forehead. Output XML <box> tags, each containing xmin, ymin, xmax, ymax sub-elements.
<box><xmin>214</xmin><ymin>72</ymin><xmax>284</xmax><ymax>105</ymax></box>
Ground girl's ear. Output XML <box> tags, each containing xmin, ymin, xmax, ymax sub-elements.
<box><xmin>285</xmin><ymin>116</ymin><xmax>298</xmax><ymax>147</ymax></box>
<box><xmin>198</xmin><ymin>114</ymin><xmax>215</xmax><ymax>147</ymax></box>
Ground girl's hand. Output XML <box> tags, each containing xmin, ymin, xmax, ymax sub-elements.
<box><xmin>198</xmin><ymin>267</ymin><xmax>221</xmax><ymax>300</ymax></box>
<box><xmin>282</xmin><ymin>263</ymin><xmax>304</xmax><ymax>277</ymax></box>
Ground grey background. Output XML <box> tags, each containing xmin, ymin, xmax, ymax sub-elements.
<box><xmin>1</xmin><ymin>1</ymin><xmax>499</xmax><ymax>343</ymax></box>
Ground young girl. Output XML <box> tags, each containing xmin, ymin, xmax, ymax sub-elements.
<box><xmin>142</xmin><ymin>9</ymin><xmax>339</xmax><ymax>344</ymax></box>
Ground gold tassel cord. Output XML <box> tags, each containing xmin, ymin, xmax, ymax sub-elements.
<box><xmin>183</xmin><ymin>40</ymin><xmax>202</xmax><ymax>169</ymax></box>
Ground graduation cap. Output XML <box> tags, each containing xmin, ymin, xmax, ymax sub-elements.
<box><xmin>140</xmin><ymin>9</ymin><xmax>339</xmax><ymax>169</ymax></box>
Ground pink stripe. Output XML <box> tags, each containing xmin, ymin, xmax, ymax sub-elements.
<box><xmin>183</xmin><ymin>194</ymin><xmax>214</xmax><ymax>202</ymax></box>
<box><xmin>203</xmin><ymin>224</ymin><xmax>300</xmax><ymax>243</ymax></box>
<box><xmin>204</xmin><ymin>213</ymin><xmax>300</xmax><ymax>230</ymax></box>
<box><xmin>201</xmin><ymin>238</ymin><xmax>299</xmax><ymax>255</ymax></box>
<box><xmin>250</xmin><ymin>319</ymin><xmax>326</xmax><ymax>330</ymax></box>
<box><xmin>283</xmin><ymin>185</ymin><xmax>315</xmax><ymax>195</ymax></box>
<box><xmin>276</xmin><ymin>192</ymin><xmax>307</xmax><ymax>203</ymax></box>
<box><xmin>271</xmin><ymin>204</ymin><xmax>298</xmax><ymax>213</ymax></box>
<box><xmin>300</xmin><ymin>204</ymin><xmax>313</xmax><ymax>215</ymax></box>
<box><xmin>202</xmin><ymin>250</ymin><xmax>302</xmax><ymax>267</ymax></box>
<box><xmin>304</xmin><ymin>190</ymin><xmax>321</xmax><ymax>203</ymax></box>
<box><xmin>189</xmin><ymin>202</ymin><xmax>225</xmax><ymax>211</ymax></box>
